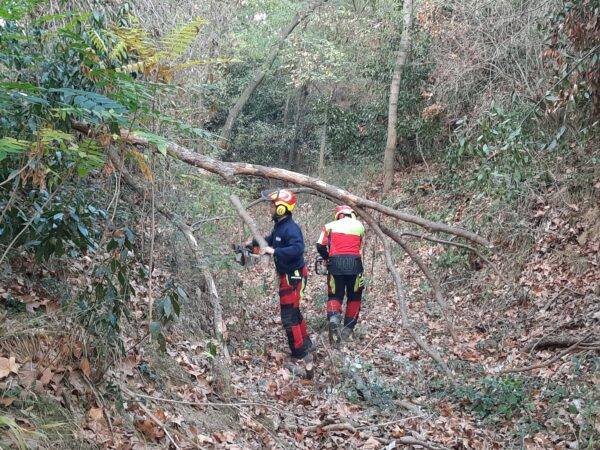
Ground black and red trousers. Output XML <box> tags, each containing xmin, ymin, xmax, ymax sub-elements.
<box><xmin>278</xmin><ymin>266</ymin><xmax>312</xmax><ymax>359</ymax></box>
<box><xmin>326</xmin><ymin>272</ymin><xmax>364</xmax><ymax>330</ymax></box>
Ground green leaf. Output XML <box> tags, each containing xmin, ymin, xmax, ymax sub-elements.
<box><xmin>149</xmin><ymin>321</ymin><xmax>161</xmax><ymax>339</ymax></box>
<box><xmin>162</xmin><ymin>297</ymin><xmax>173</xmax><ymax>319</ymax></box>
<box><xmin>176</xmin><ymin>287</ymin><xmax>188</xmax><ymax>301</ymax></box>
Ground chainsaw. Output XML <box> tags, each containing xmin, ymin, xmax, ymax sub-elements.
<box><xmin>232</xmin><ymin>244</ymin><xmax>261</xmax><ymax>266</ymax></box>
<box><xmin>314</xmin><ymin>256</ymin><xmax>328</xmax><ymax>275</ymax></box>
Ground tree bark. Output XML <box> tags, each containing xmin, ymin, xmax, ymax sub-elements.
<box><xmin>117</xmin><ymin>129</ymin><xmax>491</xmax><ymax>247</ymax></box>
<box><xmin>382</xmin><ymin>0</ymin><xmax>414</xmax><ymax>193</ymax></box>
<box><xmin>287</xmin><ymin>83</ymin><xmax>309</xmax><ymax>170</ymax></box>
<box><xmin>220</xmin><ymin>4</ymin><xmax>319</xmax><ymax>148</ymax></box>
<box><xmin>318</xmin><ymin>112</ymin><xmax>327</xmax><ymax>177</ymax></box>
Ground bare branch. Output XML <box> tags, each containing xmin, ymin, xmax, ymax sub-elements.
<box><xmin>381</xmin><ymin>225</ymin><xmax>457</xmax><ymax>342</ymax></box>
<box><xmin>355</xmin><ymin>208</ymin><xmax>453</xmax><ymax>378</ymax></box>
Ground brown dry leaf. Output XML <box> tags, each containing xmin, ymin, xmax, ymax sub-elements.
<box><xmin>0</xmin><ymin>356</ymin><xmax>21</xmax><ymax>379</ymax></box>
<box><xmin>39</xmin><ymin>367</ymin><xmax>53</xmax><ymax>386</ymax></box>
<box><xmin>135</xmin><ymin>419</ymin><xmax>165</xmax><ymax>441</ymax></box>
<box><xmin>80</xmin><ymin>358</ymin><xmax>91</xmax><ymax>377</ymax></box>
<box><xmin>154</xmin><ymin>409</ymin><xmax>168</xmax><ymax>422</ymax></box>
<box><xmin>117</xmin><ymin>355</ymin><xmax>138</xmax><ymax>377</ymax></box>
<box><xmin>460</xmin><ymin>350</ymin><xmax>479</xmax><ymax>362</ymax></box>
<box><xmin>88</xmin><ymin>407</ymin><xmax>104</xmax><ymax>421</ymax></box>
<box><xmin>0</xmin><ymin>397</ymin><xmax>16</xmax><ymax>406</ymax></box>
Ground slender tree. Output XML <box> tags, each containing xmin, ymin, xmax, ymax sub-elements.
<box><xmin>382</xmin><ymin>0</ymin><xmax>414</xmax><ymax>193</ymax></box>
<box><xmin>220</xmin><ymin>3</ymin><xmax>321</xmax><ymax>148</ymax></box>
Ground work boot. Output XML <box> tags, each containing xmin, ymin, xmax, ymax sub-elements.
<box><xmin>341</xmin><ymin>327</ymin><xmax>353</xmax><ymax>341</ymax></box>
<box><xmin>301</xmin><ymin>353</ymin><xmax>314</xmax><ymax>379</ymax></box>
<box><xmin>328</xmin><ymin>314</ymin><xmax>342</xmax><ymax>345</ymax></box>
<box><xmin>306</xmin><ymin>338</ymin><xmax>317</xmax><ymax>353</ymax></box>
<box><xmin>285</xmin><ymin>353</ymin><xmax>314</xmax><ymax>380</ymax></box>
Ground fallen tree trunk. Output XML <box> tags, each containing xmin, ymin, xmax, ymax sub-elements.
<box><xmin>118</xmin><ymin>131</ymin><xmax>489</xmax><ymax>247</ymax></box>
<box><xmin>78</xmin><ymin>126</ymin><xmax>487</xmax><ymax>378</ymax></box>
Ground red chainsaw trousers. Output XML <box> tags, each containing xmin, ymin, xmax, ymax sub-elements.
<box><xmin>278</xmin><ymin>266</ymin><xmax>312</xmax><ymax>359</ymax></box>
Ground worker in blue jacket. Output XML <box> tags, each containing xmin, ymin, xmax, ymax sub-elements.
<box><xmin>246</xmin><ymin>189</ymin><xmax>314</xmax><ymax>377</ymax></box>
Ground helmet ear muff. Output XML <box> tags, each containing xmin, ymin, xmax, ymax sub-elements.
<box><xmin>276</xmin><ymin>204</ymin><xmax>287</xmax><ymax>216</ymax></box>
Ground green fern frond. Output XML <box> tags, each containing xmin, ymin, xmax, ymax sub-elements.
<box><xmin>113</xmin><ymin>25</ymin><xmax>156</xmax><ymax>60</ymax></box>
<box><xmin>116</xmin><ymin>55</ymin><xmax>160</xmax><ymax>75</ymax></box>
<box><xmin>89</xmin><ymin>28</ymin><xmax>108</xmax><ymax>54</ymax></box>
<box><xmin>171</xmin><ymin>57</ymin><xmax>230</xmax><ymax>72</ymax></box>
<box><xmin>110</xmin><ymin>38</ymin><xmax>128</xmax><ymax>62</ymax></box>
<box><xmin>0</xmin><ymin>138</ymin><xmax>31</xmax><ymax>161</ymax></box>
<box><xmin>40</xmin><ymin>128</ymin><xmax>73</xmax><ymax>144</ymax></box>
<box><xmin>158</xmin><ymin>17</ymin><xmax>207</xmax><ymax>59</ymax></box>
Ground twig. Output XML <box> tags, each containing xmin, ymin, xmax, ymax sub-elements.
<box><xmin>82</xmin><ymin>375</ymin><xmax>114</xmax><ymax>440</ymax></box>
<box><xmin>357</xmin><ymin>209</ymin><xmax>453</xmax><ymax>379</ymax></box>
<box><xmin>125</xmin><ymin>332</ymin><xmax>150</xmax><ymax>354</ymax></box>
<box><xmin>354</xmin><ymin>414</ymin><xmax>425</xmax><ymax>430</ymax></box>
<box><xmin>400</xmin><ymin>231</ymin><xmax>511</xmax><ymax>285</ymax></box>
<box><xmin>525</xmin><ymin>334</ymin><xmax>597</xmax><ymax>353</ymax></box>
<box><xmin>381</xmin><ymin>225</ymin><xmax>457</xmax><ymax>342</ymax></box>
<box><xmin>540</xmin><ymin>285</ymin><xmax>584</xmax><ymax>312</ymax></box>
<box><xmin>229</xmin><ymin>194</ymin><xmax>269</xmax><ymax>250</ymax></box>
<box><xmin>305</xmin><ymin>422</ymin><xmax>357</xmax><ymax>433</ymax></box>
<box><xmin>0</xmin><ymin>189</ymin><xmax>57</xmax><ymax>266</ymax></box>
<box><xmin>121</xmin><ymin>387</ymin><xmax>319</xmax><ymax>425</ymax></box>
<box><xmin>316</xmin><ymin>333</ymin><xmax>339</xmax><ymax>384</ymax></box>
<box><xmin>0</xmin><ymin>161</ymin><xmax>30</xmax><ymax>188</ymax></box>
<box><xmin>136</xmin><ymin>401</ymin><xmax>182</xmax><ymax>450</ymax></box>
<box><xmin>190</xmin><ymin>215</ymin><xmax>236</xmax><ymax>230</ymax></box>
<box><xmin>502</xmin><ymin>333</ymin><xmax>593</xmax><ymax>373</ymax></box>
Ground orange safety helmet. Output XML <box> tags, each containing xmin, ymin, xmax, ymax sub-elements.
<box><xmin>261</xmin><ymin>189</ymin><xmax>297</xmax><ymax>216</ymax></box>
<box><xmin>335</xmin><ymin>205</ymin><xmax>356</xmax><ymax>220</ymax></box>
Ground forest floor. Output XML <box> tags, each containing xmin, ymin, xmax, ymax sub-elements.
<box><xmin>1</xmin><ymin>162</ymin><xmax>599</xmax><ymax>449</ymax></box>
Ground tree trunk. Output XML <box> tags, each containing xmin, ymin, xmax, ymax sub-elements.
<box><xmin>318</xmin><ymin>116</ymin><xmax>327</xmax><ymax>177</ymax></box>
<box><xmin>382</xmin><ymin>0</ymin><xmax>414</xmax><ymax>193</ymax></box>
<box><xmin>114</xmin><ymin>129</ymin><xmax>490</xmax><ymax>247</ymax></box>
<box><xmin>220</xmin><ymin>4</ymin><xmax>319</xmax><ymax>148</ymax></box>
<box><xmin>287</xmin><ymin>83</ymin><xmax>308</xmax><ymax>170</ymax></box>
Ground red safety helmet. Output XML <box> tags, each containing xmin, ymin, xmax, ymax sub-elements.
<box><xmin>335</xmin><ymin>205</ymin><xmax>355</xmax><ymax>220</ymax></box>
<box><xmin>261</xmin><ymin>189</ymin><xmax>297</xmax><ymax>216</ymax></box>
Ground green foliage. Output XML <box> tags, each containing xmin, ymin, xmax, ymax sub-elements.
<box><xmin>151</xmin><ymin>285</ymin><xmax>187</xmax><ymax>352</ymax></box>
<box><xmin>444</xmin><ymin>103</ymin><xmax>548</xmax><ymax>200</ymax></box>
<box><xmin>544</xmin><ymin>0</ymin><xmax>600</xmax><ymax>121</ymax></box>
<box><xmin>455</xmin><ymin>375</ymin><xmax>535</xmax><ymax>422</ymax></box>
<box><xmin>75</xmin><ymin>228</ymin><xmax>136</xmax><ymax>364</ymax></box>
<box><xmin>0</xmin><ymin>0</ymin><xmax>212</xmax><ymax>266</ymax></box>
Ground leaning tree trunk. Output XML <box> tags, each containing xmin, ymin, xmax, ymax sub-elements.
<box><xmin>114</xmin><ymin>129</ymin><xmax>490</xmax><ymax>247</ymax></box>
<box><xmin>97</xmin><ymin>128</ymin><xmax>491</xmax><ymax>376</ymax></box>
<box><xmin>220</xmin><ymin>4</ymin><xmax>319</xmax><ymax>148</ymax></box>
<box><xmin>318</xmin><ymin>116</ymin><xmax>327</xmax><ymax>177</ymax></box>
<box><xmin>382</xmin><ymin>0</ymin><xmax>414</xmax><ymax>193</ymax></box>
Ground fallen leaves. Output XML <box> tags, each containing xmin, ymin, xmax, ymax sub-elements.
<box><xmin>0</xmin><ymin>356</ymin><xmax>20</xmax><ymax>379</ymax></box>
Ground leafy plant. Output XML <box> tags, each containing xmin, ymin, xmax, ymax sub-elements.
<box><xmin>76</xmin><ymin>228</ymin><xmax>136</xmax><ymax>367</ymax></box>
<box><xmin>455</xmin><ymin>375</ymin><xmax>535</xmax><ymax>421</ymax></box>
<box><xmin>150</xmin><ymin>284</ymin><xmax>187</xmax><ymax>352</ymax></box>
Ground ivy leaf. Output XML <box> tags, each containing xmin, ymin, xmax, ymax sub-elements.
<box><xmin>149</xmin><ymin>321</ymin><xmax>161</xmax><ymax>339</ymax></box>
